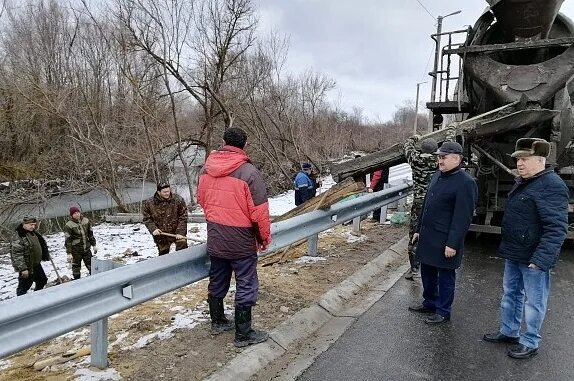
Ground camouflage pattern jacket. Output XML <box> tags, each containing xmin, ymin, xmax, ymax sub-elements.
<box><xmin>64</xmin><ymin>217</ymin><xmax>96</xmax><ymax>256</ymax></box>
<box><xmin>10</xmin><ymin>224</ymin><xmax>50</xmax><ymax>273</ymax></box>
<box><xmin>403</xmin><ymin>127</ymin><xmax>456</xmax><ymax>200</ymax></box>
<box><xmin>142</xmin><ymin>192</ymin><xmax>188</xmax><ymax>237</ymax></box>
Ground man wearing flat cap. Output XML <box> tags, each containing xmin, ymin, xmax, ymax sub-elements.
<box><xmin>483</xmin><ymin>138</ymin><xmax>568</xmax><ymax>359</ymax></box>
<box><xmin>10</xmin><ymin>216</ymin><xmax>51</xmax><ymax>296</ymax></box>
<box><xmin>403</xmin><ymin>126</ymin><xmax>456</xmax><ymax>280</ymax></box>
<box><xmin>409</xmin><ymin>140</ymin><xmax>478</xmax><ymax>324</ymax></box>
<box><xmin>142</xmin><ymin>182</ymin><xmax>188</xmax><ymax>255</ymax></box>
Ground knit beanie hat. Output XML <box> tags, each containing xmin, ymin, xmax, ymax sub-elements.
<box><xmin>22</xmin><ymin>216</ymin><xmax>38</xmax><ymax>224</ymax></box>
<box><xmin>69</xmin><ymin>207</ymin><xmax>81</xmax><ymax>217</ymax></box>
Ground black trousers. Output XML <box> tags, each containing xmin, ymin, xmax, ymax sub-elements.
<box><xmin>16</xmin><ymin>263</ymin><xmax>48</xmax><ymax>296</ymax></box>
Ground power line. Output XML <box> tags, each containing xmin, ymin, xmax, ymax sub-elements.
<box><xmin>415</xmin><ymin>0</ymin><xmax>436</xmax><ymax>20</ymax></box>
<box><xmin>420</xmin><ymin>45</ymin><xmax>434</xmax><ymax>83</ymax></box>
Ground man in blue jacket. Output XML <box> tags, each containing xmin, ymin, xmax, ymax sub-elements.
<box><xmin>483</xmin><ymin>138</ymin><xmax>569</xmax><ymax>359</ymax></box>
<box><xmin>294</xmin><ymin>163</ymin><xmax>315</xmax><ymax>206</ymax></box>
<box><xmin>408</xmin><ymin>141</ymin><xmax>478</xmax><ymax>324</ymax></box>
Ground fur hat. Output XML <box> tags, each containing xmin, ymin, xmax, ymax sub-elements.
<box><xmin>511</xmin><ymin>138</ymin><xmax>551</xmax><ymax>158</ymax></box>
<box><xmin>22</xmin><ymin>216</ymin><xmax>38</xmax><ymax>224</ymax></box>
<box><xmin>420</xmin><ymin>138</ymin><xmax>438</xmax><ymax>155</ymax></box>
<box><xmin>69</xmin><ymin>207</ymin><xmax>81</xmax><ymax>216</ymax></box>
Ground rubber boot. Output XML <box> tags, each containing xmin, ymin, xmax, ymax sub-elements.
<box><xmin>234</xmin><ymin>305</ymin><xmax>268</xmax><ymax>348</ymax></box>
<box><xmin>208</xmin><ymin>295</ymin><xmax>234</xmax><ymax>334</ymax></box>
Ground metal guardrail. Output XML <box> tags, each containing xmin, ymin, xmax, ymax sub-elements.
<box><xmin>0</xmin><ymin>183</ymin><xmax>410</xmax><ymax>360</ymax></box>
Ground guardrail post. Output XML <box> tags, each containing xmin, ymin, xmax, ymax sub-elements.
<box><xmin>352</xmin><ymin>216</ymin><xmax>361</xmax><ymax>235</ymax></box>
<box><xmin>398</xmin><ymin>179</ymin><xmax>409</xmax><ymax>212</ymax></box>
<box><xmin>90</xmin><ymin>259</ymin><xmax>121</xmax><ymax>369</ymax></box>
<box><xmin>307</xmin><ymin>234</ymin><xmax>319</xmax><ymax>257</ymax></box>
<box><xmin>378</xmin><ymin>184</ymin><xmax>390</xmax><ymax>223</ymax></box>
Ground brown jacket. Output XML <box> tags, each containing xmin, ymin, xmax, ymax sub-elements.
<box><xmin>142</xmin><ymin>192</ymin><xmax>188</xmax><ymax>240</ymax></box>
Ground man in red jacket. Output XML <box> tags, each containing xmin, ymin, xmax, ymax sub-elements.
<box><xmin>197</xmin><ymin>127</ymin><xmax>271</xmax><ymax>348</ymax></box>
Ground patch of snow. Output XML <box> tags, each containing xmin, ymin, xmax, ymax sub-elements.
<box><xmin>74</xmin><ymin>367</ymin><xmax>122</xmax><ymax>381</ymax></box>
<box><xmin>110</xmin><ymin>332</ymin><xmax>130</xmax><ymax>349</ymax></box>
<box><xmin>127</xmin><ymin>305</ymin><xmax>208</xmax><ymax>349</ymax></box>
<box><xmin>294</xmin><ymin>256</ymin><xmax>327</xmax><ymax>264</ymax></box>
<box><xmin>0</xmin><ymin>358</ymin><xmax>11</xmax><ymax>371</ymax></box>
<box><xmin>346</xmin><ymin>232</ymin><xmax>367</xmax><ymax>244</ymax></box>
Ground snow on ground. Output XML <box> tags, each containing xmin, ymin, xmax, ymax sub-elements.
<box><xmin>294</xmin><ymin>256</ymin><xmax>328</xmax><ymax>265</ymax></box>
<box><xmin>0</xmin><ymin>172</ymin><xmax>410</xmax><ymax>381</ymax></box>
<box><xmin>0</xmin><ymin>177</ymin><xmax>335</xmax><ymax>301</ymax></box>
<box><xmin>74</xmin><ymin>368</ymin><xmax>122</xmax><ymax>381</ymax></box>
<box><xmin>127</xmin><ymin>302</ymin><xmax>209</xmax><ymax>349</ymax></box>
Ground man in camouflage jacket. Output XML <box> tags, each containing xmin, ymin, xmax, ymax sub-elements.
<box><xmin>64</xmin><ymin>206</ymin><xmax>97</xmax><ymax>279</ymax></box>
<box><xmin>11</xmin><ymin>216</ymin><xmax>50</xmax><ymax>296</ymax></box>
<box><xmin>142</xmin><ymin>183</ymin><xmax>188</xmax><ymax>255</ymax></box>
<box><xmin>403</xmin><ymin>126</ymin><xmax>456</xmax><ymax>279</ymax></box>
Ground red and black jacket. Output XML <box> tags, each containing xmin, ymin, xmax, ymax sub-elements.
<box><xmin>197</xmin><ymin>145</ymin><xmax>271</xmax><ymax>258</ymax></box>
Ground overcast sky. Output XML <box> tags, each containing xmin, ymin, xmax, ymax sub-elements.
<box><xmin>256</xmin><ymin>0</ymin><xmax>574</xmax><ymax>122</ymax></box>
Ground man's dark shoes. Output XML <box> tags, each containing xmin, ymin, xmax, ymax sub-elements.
<box><xmin>483</xmin><ymin>332</ymin><xmax>519</xmax><ymax>344</ymax></box>
<box><xmin>507</xmin><ymin>344</ymin><xmax>538</xmax><ymax>359</ymax></box>
<box><xmin>424</xmin><ymin>313</ymin><xmax>450</xmax><ymax>325</ymax></box>
<box><xmin>408</xmin><ymin>303</ymin><xmax>435</xmax><ymax>313</ymax></box>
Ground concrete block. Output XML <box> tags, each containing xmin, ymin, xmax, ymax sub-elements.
<box><xmin>270</xmin><ymin>304</ymin><xmax>332</xmax><ymax>349</ymax></box>
<box><xmin>205</xmin><ymin>340</ymin><xmax>285</xmax><ymax>381</ymax></box>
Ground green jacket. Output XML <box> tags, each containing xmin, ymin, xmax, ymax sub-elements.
<box><xmin>403</xmin><ymin>127</ymin><xmax>457</xmax><ymax>200</ymax></box>
<box><xmin>63</xmin><ymin>217</ymin><xmax>96</xmax><ymax>255</ymax></box>
<box><xmin>10</xmin><ymin>224</ymin><xmax>50</xmax><ymax>273</ymax></box>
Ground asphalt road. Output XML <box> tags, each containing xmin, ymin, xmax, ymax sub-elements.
<box><xmin>298</xmin><ymin>236</ymin><xmax>574</xmax><ymax>381</ymax></box>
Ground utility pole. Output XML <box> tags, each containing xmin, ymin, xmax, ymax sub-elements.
<box><xmin>428</xmin><ymin>10</ymin><xmax>461</xmax><ymax>132</ymax></box>
<box><xmin>414</xmin><ymin>82</ymin><xmax>426</xmax><ymax>135</ymax></box>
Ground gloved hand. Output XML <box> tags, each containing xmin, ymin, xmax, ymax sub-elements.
<box><xmin>175</xmin><ymin>234</ymin><xmax>186</xmax><ymax>241</ymax></box>
<box><xmin>152</xmin><ymin>229</ymin><xmax>162</xmax><ymax>236</ymax></box>
<box><xmin>20</xmin><ymin>270</ymin><xmax>29</xmax><ymax>279</ymax></box>
<box><xmin>93</xmin><ymin>246</ymin><xmax>98</xmax><ymax>255</ymax></box>
<box><xmin>410</xmin><ymin>134</ymin><xmax>421</xmax><ymax>142</ymax></box>
<box><xmin>67</xmin><ymin>254</ymin><xmax>73</xmax><ymax>263</ymax></box>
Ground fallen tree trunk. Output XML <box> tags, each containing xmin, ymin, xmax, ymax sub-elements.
<box><xmin>261</xmin><ymin>177</ymin><xmax>366</xmax><ymax>266</ymax></box>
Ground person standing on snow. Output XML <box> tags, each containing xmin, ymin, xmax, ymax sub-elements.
<box><xmin>142</xmin><ymin>183</ymin><xmax>188</xmax><ymax>256</ymax></box>
<box><xmin>11</xmin><ymin>216</ymin><xmax>50</xmax><ymax>295</ymax></box>
<box><xmin>197</xmin><ymin>127</ymin><xmax>271</xmax><ymax>348</ymax></box>
<box><xmin>63</xmin><ymin>207</ymin><xmax>97</xmax><ymax>279</ymax></box>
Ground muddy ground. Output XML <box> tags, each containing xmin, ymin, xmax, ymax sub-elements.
<box><xmin>0</xmin><ymin>221</ymin><xmax>407</xmax><ymax>381</ymax></box>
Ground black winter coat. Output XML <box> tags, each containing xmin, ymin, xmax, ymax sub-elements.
<box><xmin>498</xmin><ymin>168</ymin><xmax>569</xmax><ymax>271</ymax></box>
<box><xmin>416</xmin><ymin>168</ymin><xmax>478</xmax><ymax>269</ymax></box>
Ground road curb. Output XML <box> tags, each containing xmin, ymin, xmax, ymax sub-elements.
<box><xmin>205</xmin><ymin>234</ymin><xmax>410</xmax><ymax>381</ymax></box>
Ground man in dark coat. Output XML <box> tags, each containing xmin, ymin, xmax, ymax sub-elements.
<box><xmin>408</xmin><ymin>141</ymin><xmax>478</xmax><ymax>324</ymax></box>
<box><xmin>10</xmin><ymin>216</ymin><xmax>51</xmax><ymax>296</ymax></box>
<box><xmin>142</xmin><ymin>183</ymin><xmax>188</xmax><ymax>255</ymax></box>
<box><xmin>483</xmin><ymin>138</ymin><xmax>568</xmax><ymax>359</ymax></box>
